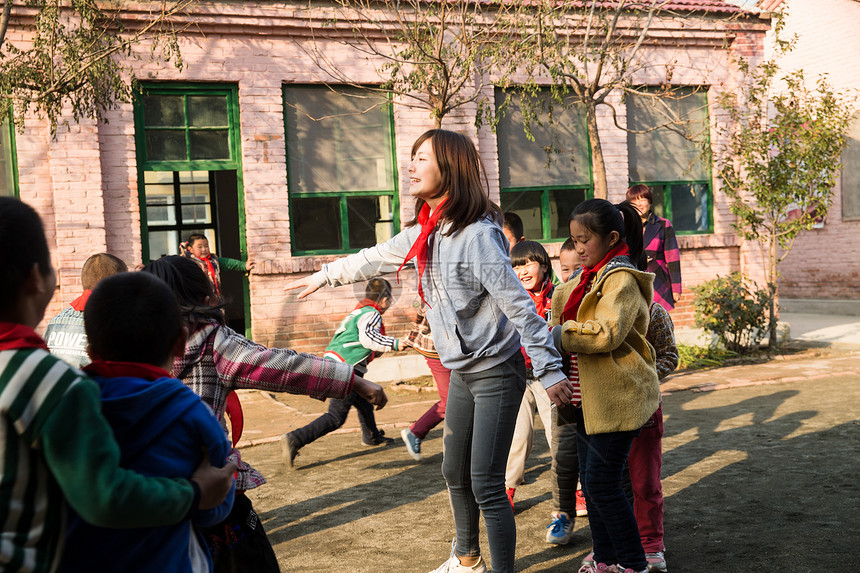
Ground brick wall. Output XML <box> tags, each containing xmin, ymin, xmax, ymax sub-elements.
<box><xmin>19</xmin><ymin>1</ymin><xmax>770</xmax><ymax>345</ymax></box>
<box><xmin>766</xmin><ymin>0</ymin><xmax>860</xmax><ymax>300</ymax></box>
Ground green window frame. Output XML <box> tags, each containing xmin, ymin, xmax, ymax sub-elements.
<box><xmin>133</xmin><ymin>83</ymin><xmax>244</xmax><ymax>262</ymax></box>
<box><xmin>283</xmin><ymin>85</ymin><xmax>399</xmax><ymax>256</ymax></box>
<box><xmin>627</xmin><ymin>86</ymin><xmax>713</xmax><ymax>234</ymax></box>
<box><xmin>495</xmin><ymin>87</ymin><xmax>593</xmax><ymax>242</ymax></box>
<box><xmin>0</xmin><ymin>111</ymin><xmax>19</xmax><ymax>197</ymax></box>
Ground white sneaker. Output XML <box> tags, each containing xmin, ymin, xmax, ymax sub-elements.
<box><xmin>428</xmin><ymin>540</ymin><xmax>487</xmax><ymax>573</ymax></box>
<box><xmin>428</xmin><ymin>554</ymin><xmax>487</xmax><ymax>573</ymax></box>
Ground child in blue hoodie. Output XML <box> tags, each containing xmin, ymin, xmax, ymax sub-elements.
<box><xmin>58</xmin><ymin>272</ymin><xmax>235</xmax><ymax>573</ymax></box>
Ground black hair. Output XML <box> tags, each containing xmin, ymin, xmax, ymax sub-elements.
<box><xmin>569</xmin><ymin>198</ymin><xmax>646</xmax><ymax>271</ymax></box>
<box><xmin>84</xmin><ymin>272</ymin><xmax>182</xmax><ymax>366</ymax></box>
<box><xmin>365</xmin><ymin>277</ymin><xmax>392</xmax><ymax>303</ymax></box>
<box><xmin>560</xmin><ymin>237</ymin><xmax>576</xmax><ymax>253</ymax></box>
<box><xmin>143</xmin><ymin>256</ymin><xmax>226</xmax><ymax>328</ymax></box>
<box><xmin>510</xmin><ymin>240</ymin><xmax>551</xmax><ymax>271</ymax></box>
<box><xmin>0</xmin><ymin>198</ymin><xmax>52</xmax><ymax>314</ymax></box>
<box><xmin>502</xmin><ymin>211</ymin><xmax>525</xmax><ymax>240</ymax></box>
<box><xmin>187</xmin><ymin>233</ymin><xmax>207</xmax><ymax>245</ymax></box>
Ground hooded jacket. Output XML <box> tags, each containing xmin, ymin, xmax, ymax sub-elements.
<box><xmin>59</xmin><ymin>372</ymin><xmax>234</xmax><ymax>573</ymax></box>
<box><xmin>549</xmin><ymin>256</ymin><xmax>660</xmax><ymax>435</ymax></box>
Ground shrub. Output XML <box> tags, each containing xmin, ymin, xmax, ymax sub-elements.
<box><xmin>677</xmin><ymin>343</ymin><xmax>738</xmax><ymax>370</ymax></box>
<box><xmin>693</xmin><ymin>272</ymin><xmax>772</xmax><ymax>354</ymax></box>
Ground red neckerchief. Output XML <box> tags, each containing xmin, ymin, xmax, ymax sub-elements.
<box><xmin>0</xmin><ymin>322</ymin><xmax>49</xmax><ymax>351</ymax></box>
<box><xmin>529</xmin><ymin>276</ymin><xmax>553</xmax><ymax>320</ymax></box>
<box><xmin>70</xmin><ymin>290</ymin><xmax>92</xmax><ymax>312</ymax></box>
<box><xmin>396</xmin><ymin>198</ymin><xmax>448</xmax><ymax>306</ymax></box>
<box><xmin>83</xmin><ymin>360</ymin><xmax>171</xmax><ymax>381</ymax></box>
<box><xmin>356</xmin><ymin>298</ymin><xmax>386</xmax><ymax>335</ymax></box>
<box><xmin>561</xmin><ymin>243</ymin><xmax>629</xmax><ymax>324</ymax></box>
<box><xmin>201</xmin><ymin>256</ymin><xmax>220</xmax><ymax>295</ymax></box>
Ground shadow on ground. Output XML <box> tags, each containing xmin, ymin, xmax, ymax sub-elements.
<box><xmin>243</xmin><ymin>375</ymin><xmax>860</xmax><ymax>571</ymax></box>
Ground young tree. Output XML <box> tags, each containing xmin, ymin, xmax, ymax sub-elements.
<box><xmin>715</xmin><ymin>14</ymin><xmax>854</xmax><ymax>347</ymax></box>
<box><xmin>0</xmin><ymin>0</ymin><xmax>194</xmax><ymax>133</ymax></box>
<box><xmin>301</xmin><ymin>0</ymin><xmax>523</xmax><ymax>128</ymax></box>
<box><xmin>517</xmin><ymin>0</ymin><xmax>724</xmax><ymax>198</ymax></box>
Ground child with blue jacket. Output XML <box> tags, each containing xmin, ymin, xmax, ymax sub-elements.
<box><xmin>59</xmin><ymin>272</ymin><xmax>235</xmax><ymax>573</ymax></box>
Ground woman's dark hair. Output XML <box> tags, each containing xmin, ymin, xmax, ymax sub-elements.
<box><xmin>510</xmin><ymin>240</ymin><xmax>551</xmax><ymax>272</ymax></box>
<box><xmin>626</xmin><ymin>184</ymin><xmax>653</xmax><ymax>203</ymax></box>
<box><xmin>0</xmin><ymin>198</ymin><xmax>52</xmax><ymax>314</ymax></box>
<box><xmin>143</xmin><ymin>256</ymin><xmax>225</xmax><ymax>327</ymax></box>
<box><xmin>569</xmin><ymin>198</ymin><xmax>646</xmax><ymax>271</ymax></box>
<box><xmin>407</xmin><ymin>129</ymin><xmax>501</xmax><ymax>235</ymax></box>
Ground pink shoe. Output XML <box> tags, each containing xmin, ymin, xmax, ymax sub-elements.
<box><xmin>575</xmin><ymin>489</ymin><xmax>588</xmax><ymax>516</ymax></box>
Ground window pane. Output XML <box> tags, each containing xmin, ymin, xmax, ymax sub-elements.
<box><xmin>148</xmin><ymin>229</ymin><xmax>179</xmax><ymax>260</ymax></box>
<box><xmin>500</xmin><ymin>190</ymin><xmax>543</xmax><ymax>240</ymax></box>
<box><xmin>143</xmin><ymin>95</ymin><xmax>185</xmax><ymax>127</ymax></box>
<box><xmin>647</xmin><ymin>185</ymin><xmax>668</xmax><ymax>219</ymax></box>
<box><xmin>347</xmin><ymin>195</ymin><xmax>395</xmax><ymax>249</ymax></box>
<box><xmin>841</xmin><ymin>114</ymin><xmax>860</xmax><ymax>220</ymax></box>
<box><xmin>181</xmin><ymin>203</ymin><xmax>212</xmax><ymax>225</ymax></box>
<box><xmin>188</xmin><ymin>96</ymin><xmax>228</xmax><ymax>127</ymax></box>
<box><xmin>549</xmin><ymin>188</ymin><xmax>588</xmax><ymax>239</ymax></box>
<box><xmin>189</xmin><ymin>130</ymin><xmax>230</xmax><ymax>160</ymax></box>
<box><xmin>669</xmin><ymin>183</ymin><xmax>709</xmax><ymax>232</ymax></box>
<box><xmin>144</xmin><ymin>174</ymin><xmax>177</xmax><ymax>225</ymax></box>
<box><xmin>628</xmin><ymin>88</ymin><xmax>709</xmax><ymax>182</ymax></box>
<box><xmin>496</xmin><ymin>90</ymin><xmax>591</xmax><ymax>189</ymax></box>
<box><xmin>0</xmin><ymin>115</ymin><xmax>15</xmax><ymax>196</ymax></box>
<box><xmin>292</xmin><ymin>197</ymin><xmax>341</xmax><ymax>251</ymax></box>
<box><xmin>284</xmin><ymin>86</ymin><xmax>394</xmax><ymax>193</ymax></box>
<box><xmin>146</xmin><ymin>130</ymin><xmax>187</xmax><ymax>161</ymax></box>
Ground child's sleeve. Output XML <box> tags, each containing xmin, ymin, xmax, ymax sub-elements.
<box><xmin>213</xmin><ymin>326</ymin><xmax>355</xmax><ymax>399</ymax></box>
<box><xmin>40</xmin><ymin>378</ymin><xmax>196</xmax><ymax>528</ymax></box>
<box><xmin>218</xmin><ymin>257</ymin><xmax>248</xmax><ymax>272</ymax></box>
<box><xmin>356</xmin><ymin>311</ymin><xmax>400</xmax><ymax>353</ymax></box>
<box><xmin>192</xmin><ymin>404</ymin><xmax>235</xmax><ymax>527</ymax></box>
<box><xmin>558</xmin><ymin>272</ymin><xmax>645</xmax><ymax>355</ymax></box>
<box><xmin>647</xmin><ymin>303</ymin><xmax>679</xmax><ymax>380</ymax></box>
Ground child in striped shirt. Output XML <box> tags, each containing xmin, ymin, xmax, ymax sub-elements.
<box><xmin>282</xmin><ymin>278</ymin><xmax>400</xmax><ymax>464</ymax></box>
<box><xmin>0</xmin><ymin>198</ymin><xmax>235</xmax><ymax>573</ymax></box>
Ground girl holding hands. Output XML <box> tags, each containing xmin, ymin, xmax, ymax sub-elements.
<box><xmin>549</xmin><ymin>199</ymin><xmax>660</xmax><ymax>573</ymax></box>
<box><xmin>286</xmin><ymin>129</ymin><xmax>573</xmax><ymax>573</ymax></box>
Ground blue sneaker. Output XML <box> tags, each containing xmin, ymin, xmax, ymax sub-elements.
<box><xmin>401</xmin><ymin>428</ymin><xmax>423</xmax><ymax>461</ymax></box>
<box><xmin>546</xmin><ymin>511</ymin><xmax>574</xmax><ymax>544</ymax></box>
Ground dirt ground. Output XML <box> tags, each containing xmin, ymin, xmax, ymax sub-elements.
<box><xmin>242</xmin><ymin>366</ymin><xmax>860</xmax><ymax>571</ymax></box>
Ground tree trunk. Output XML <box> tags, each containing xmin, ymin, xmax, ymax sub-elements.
<box><xmin>585</xmin><ymin>101</ymin><xmax>607</xmax><ymax>199</ymax></box>
<box><xmin>768</xmin><ymin>230</ymin><xmax>778</xmax><ymax>349</ymax></box>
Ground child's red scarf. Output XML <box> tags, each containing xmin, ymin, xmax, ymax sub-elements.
<box><xmin>0</xmin><ymin>323</ymin><xmax>49</xmax><ymax>351</ymax></box>
<box><xmin>69</xmin><ymin>290</ymin><xmax>91</xmax><ymax>312</ymax></box>
<box><xmin>560</xmin><ymin>243</ymin><xmax>629</xmax><ymax>324</ymax></box>
<box><xmin>397</xmin><ymin>198</ymin><xmax>448</xmax><ymax>306</ymax></box>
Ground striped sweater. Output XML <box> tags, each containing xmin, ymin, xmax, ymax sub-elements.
<box><xmin>0</xmin><ymin>338</ymin><xmax>194</xmax><ymax>573</ymax></box>
<box><xmin>643</xmin><ymin>212</ymin><xmax>682</xmax><ymax>310</ymax></box>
